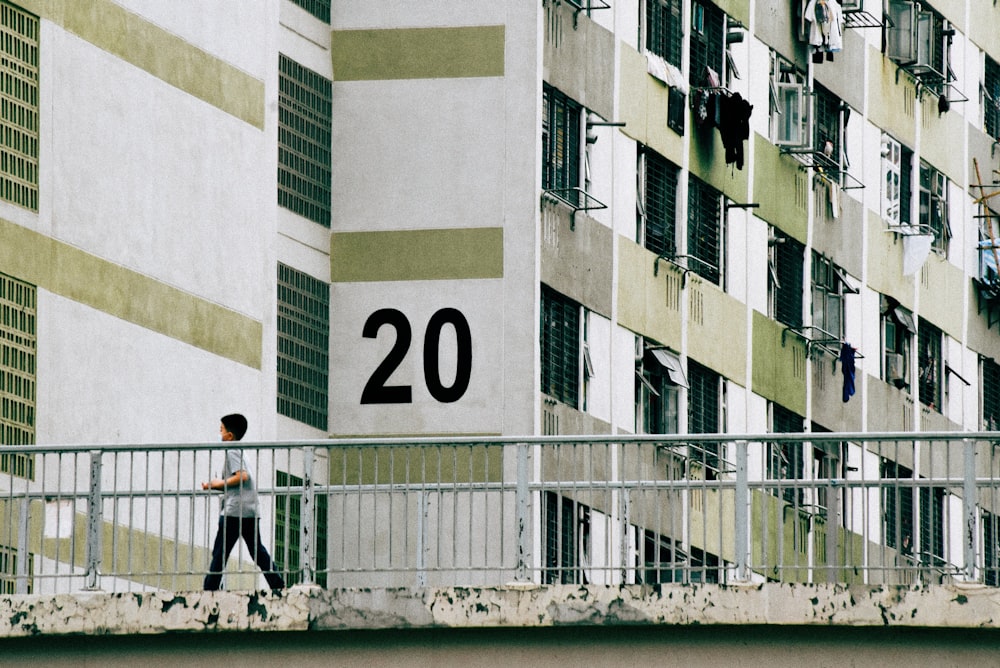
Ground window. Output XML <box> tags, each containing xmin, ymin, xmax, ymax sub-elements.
<box><xmin>0</xmin><ymin>1</ymin><xmax>38</xmax><ymax>211</ymax></box>
<box><xmin>644</xmin><ymin>0</ymin><xmax>682</xmax><ymax>68</ymax></box>
<box><xmin>274</xmin><ymin>470</ymin><xmax>328</xmax><ymax>587</ymax></box>
<box><xmin>540</xmin><ymin>284</ymin><xmax>580</xmax><ymax>407</ymax></box>
<box><xmin>881</xmin><ymin>134</ymin><xmax>915</xmax><ymax>226</ymax></box>
<box><xmin>985</xmin><ymin>55</ymin><xmax>1000</xmax><ymax>141</ymax></box>
<box><xmin>688</xmin><ymin>360</ymin><xmax>723</xmax><ymax>472</ymax></box>
<box><xmin>637</xmin><ymin>147</ymin><xmax>679</xmax><ymax>257</ymax></box>
<box><xmin>768</xmin><ymin>403</ymin><xmax>804</xmax><ymax>505</ymax></box>
<box><xmin>917</xmin><ymin>318</ymin><xmax>943</xmax><ymax>411</ymax></box>
<box><xmin>812</xmin><ymin>253</ymin><xmax>855</xmax><ymax>340</ymax></box>
<box><xmin>0</xmin><ymin>272</ymin><xmax>35</xmax><ymax>479</ymax></box>
<box><xmin>277</xmin><ymin>264</ymin><xmax>329</xmax><ymax>430</ymax></box>
<box><xmin>882</xmin><ymin>459</ymin><xmax>914</xmax><ymax>553</ymax></box>
<box><xmin>0</xmin><ymin>543</ymin><xmax>30</xmax><ymax>594</ymax></box>
<box><xmin>632</xmin><ymin>527</ymin><xmax>720</xmax><ymax>584</ymax></box>
<box><xmin>985</xmin><ymin>510</ymin><xmax>1000</xmax><ymax>586</ymax></box>
<box><xmin>289</xmin><ymin>0</ymin><xmax>329</xmax><ymax>22</ymax></box>
<box><xmin>687</xmin><ymin>175</ymin><xmax>724</xmax><ymax>286</ymax></box>
<box><xmin>634</xmin><ymin>528</ymin><xmax>685</xmax><ymax>584</ymax></box>
<box><xmin>814</xmin><ymin>84</ymin><xmax>845</xmax><ymax>172</ymax></box>
<box><xmin>278</xmin><ymin>55</ymin><xmax>332</xmax><ymax>227</ymax></box>
<box><xmin>919</xmin><ymin>485</ymin><xmax>946</xmax><ymax>567</ymax></box>
<box><xmin>543</xmin><ymin>492</ymin><xmax>590</xmax><ymax>584</ymax></box>
<box><xmin>982</xmin><ymin>356</ymin><xmax>1000</xmax><ymax>430</ymax></box>
<box><xmin>919</xmin><ymin>161</ymin><xmax>950</xmax><ymax>254</ymax></box>
<box><xmin>636</xmin><ymin>341</ymin><xmax>686</xmax><ymax>435</ymax></box>
<box><xmin>881</xmin><ymin>296</ymin><xmax>914</xmax><ymax>389</ymax></box>
<box><xmin>770</xmin><ymin>52</ymin><xmax>811</xmax><ymax>148</ymax></box>
<box><xmin>542</xmin><ymin>84</ymin><xmax>582</xmax><ymax>206</ymax></box>
<box><xmin>689</xmin><ymin>0</ymin><xmax>725</xmax><ymax>87</ymax></box>
<box><xmin>886</xmin><ymin>0</ymin><xmax>951</xmax><ymax>92</ymax></box>
<box><xmin>882</xmin><ymin>458</ymin><xmax>944</xmax><ymax>566</ymax></box>
<box><xmin>768</xmin><ymin>230</ymin><xmax>804</xmax><ymax>329</ymax></box>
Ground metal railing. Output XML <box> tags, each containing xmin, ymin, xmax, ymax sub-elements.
<box><xmin>2</xmin><ymin>433</ymin><xmax>1000</xmax><ymax>594</ymax></box>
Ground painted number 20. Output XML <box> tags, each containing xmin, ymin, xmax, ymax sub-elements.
<box><xmin>360</xmin><ymin>308</ymin><xmax>472</xmax><ymax>404</ymax></box>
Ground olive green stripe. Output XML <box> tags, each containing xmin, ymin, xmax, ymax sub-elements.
<box><xmin>331</xmin><ymin>26</ymin><xmax>505</xmax><ymax>81</ymax></box>
<box><xmin>0</xmin><ymin>218</ymin><xmax>262</xmax><ymax>369</ymax></box>
<box><xmin>331</xmin><ymin>228</ymin><xmax>504</xmax><ymax>282</ymax></box>
<box><xmin>17</xmin><ymin>0</ymin><xmax>264</xmax><ymax>129</ymax></box>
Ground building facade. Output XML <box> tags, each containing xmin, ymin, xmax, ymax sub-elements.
<box><xmin>4</xmin><ymin>0</ymin><xmax>1000</xmax><ymax>591</ymax></box>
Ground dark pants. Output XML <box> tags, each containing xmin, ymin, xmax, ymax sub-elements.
<box><xmin>204</xmin><ymin>515</ymin><xmax>286</xmax><ymax>591</ymax></box>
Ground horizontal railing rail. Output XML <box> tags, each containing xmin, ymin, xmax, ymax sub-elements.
<box><xmin>0</xmin><ymin>433</ymin><xmax>999</xmax><ymax>593</ymax></box>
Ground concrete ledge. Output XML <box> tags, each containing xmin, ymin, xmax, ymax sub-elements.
<box><xmin>1</xmin><ymin>583</ymin><xmax>999</xmax><ymax>637</ymax></box>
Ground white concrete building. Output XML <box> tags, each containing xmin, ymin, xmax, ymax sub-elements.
<box><xmin>3</xmin><ymin>0</ymin><xmax>1000</xmax><ymax>595</ymax></box>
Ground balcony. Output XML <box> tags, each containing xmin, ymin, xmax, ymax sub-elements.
<box><xmin>1</xmin><ymin>433</ymin><xmax>1000</xmax><ymax>595</ymax></box>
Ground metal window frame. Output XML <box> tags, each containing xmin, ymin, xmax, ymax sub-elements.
<box><xmin>277</xmin><ymin>263</ymin><xmax>330</xmax><ymax>431</ymax></box>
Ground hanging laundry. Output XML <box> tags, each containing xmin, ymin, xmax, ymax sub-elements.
<box><xmin>803</xmin><ymin>0</ymin><xmax>843</xmax><ymax>63</ymax></box>
<box><xmin>693</xmin><ymin>67</ymin><xmax>722</xmax><ymax>129</ymax></box>
<box><xmin>839</xmin><ymin>342</ymin><xmax>856</xmax><ymax>403</ymax></box>
<box><xmin>718</xmin><ymin>92</ymin><xmax>753</xmax><ymax>169</ymax></box>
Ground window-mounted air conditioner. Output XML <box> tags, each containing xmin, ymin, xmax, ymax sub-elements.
<box><xmin>886</xmin><ymin>352</ymin><xmax>906</xmax><ymax>384</ymax></box>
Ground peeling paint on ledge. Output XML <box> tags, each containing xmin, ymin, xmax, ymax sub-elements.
<box><xmin>0</xmin><ymin>583</ymin><xmax>999</xmax><ymax>637</ymax></box>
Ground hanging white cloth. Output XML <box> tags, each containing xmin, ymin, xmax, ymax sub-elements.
<box><xmin>827</xmin><ymin>179</ymin><xmax>841</xmax><ymax>219</ymax></box>
<box><xmin>902</xmin><ymin>232</ymin><xmax>934</xmax><ymax>276</ymax></box>
<box><xmin>646</xmin><ymin>52</ymin><xmax>687</xmax><ymax>92</ymax></box>
<box><xmin>803</xmin><ymin>0</ymin><xmax>843</xmax><ymax>51</ymax></box>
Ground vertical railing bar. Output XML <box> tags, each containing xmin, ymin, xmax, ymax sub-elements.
<box><xmin>172</xmin><ymin>448</ymin><xmax>181</xmax><ymax>592</ymax></box>
<box><xmin>964</xmin><ymin>438</ymin><xmax>977</xmax><ymax>581</ymax></box>
<box><xmin>468</xmin><ymin>443</ymin><xmax>474</xmax><ymax>577</ymax></box>
<box><xmin>515</xmin><ymin>441</ymin><xmax>529</xmax><ymax>582</ymax></box>
<box><xmin>84</xmin><ymin>449</ymin><xmax>102</xmax><ymax>591</ymax></box>
<box><xmin>301</xmin><ymin>445</ymin><xmax>316</xmax><ymax>587</ymax></box>
<box><xmin>16</xmin><ymin>495</ymin><xmax>28</xmax><ymax>595</ymax></box>
<box><xmin>735</xmin><ymin>440</ymin><xmax>749</xmax><ymax>582</ymax></box>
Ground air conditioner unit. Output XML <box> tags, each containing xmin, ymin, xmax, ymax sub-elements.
<box><xmin>886</xmin><ymin>353</ymin><xmax>906</xmax><ymax>384</ymax></box>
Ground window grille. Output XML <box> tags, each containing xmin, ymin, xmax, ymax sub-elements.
<box><xmin>542</xmin><ymin>84</ymin><xmax>582</xmax><ymax>206</ymax></box>
<box><xmin>540</xmin><ymin>284</ymin><xmax>580</xmax><ymax>407</ymax></box>
<box><xmin>277</xmin><ymin>264</ymin><xmax>329</xmax><ymax>430</ymax></box>
<box><xmin>639</xmin><ymin>147</ymin><xmax>679</xmax><ymax>257</ymax></box>
<box><xmin>687</xmin><ymin>360</ymin><xmax>722</xmax><ymax>471</ymax></box>
<box><xmin>688</xmin><ymin>0</ymin><xmax>725</xmax><ymax>86</ymax></box>
<box><xmin>543</xmin><ymin>491</ymin><xmax>589</xmax><ymax>584</ymax></box>
<box><xmin>985</xmin><ymin>510</ymin><xmax>999</xmax><ymax>587</ymax></box>
<box><xmin>645</xmin><ymin>0</ymin><xmax>682</xmax><ymax>68</ymax></box>
<box><xmin>687</xmin><ymin>175</ymin><xmax>723</xmax><ymax>286</ymax></box>
<box><xmin>289</xmin><ymin>0</ymin><xmax>329</xmax><ymax>22</ymax></box>
<box><xmin>0</xmin><ymin>272</ymin><xmax>35</xmax><ymax>478</ymax></box>
<box><xmin>770</xmin><ymin>233</ymin><xmax>804</xmax><ymax>328</ymax></box>
<box><xmin>768</xmin><ymin>403</ymin><xmax>804</xmax><ymax>505</ymax></box>
<box><xmin>275</xmin><ymin>470</ymin><xmax>328</xmax><ymax>587</ymax></box>
<box><xmin>986</xmin><ymin>56</ymin><xmax>1000</xmax><ymax>141</ymax></box>
<box><xmin>0</xmin><ymin>0</ymin><xmax>38</xmax><ymax>211</ymax></box>
<box><xmin>919</xmin><ymin>162</ymin><xmax>950</xmax><ymax>253</ymax></box>
<box><xmin>882</xmin><ymin>459</ymin><xmax>914</xmax><ymax>553</ymax></box>
<box><xmin>899</xmin><ymin>145</ymin><xmax>914</xmax><ymax>226</ymax></box>
<box><xmin>917</xmin><ymin>318</ymin><xmax>942</xmax><ymax>410</ymax></box>
<box><xmin>635</xmin><ymin>528</ymin><xmax>685</xmax><ymax>584</ymax></box>
<box><xmin>814</xmin><ymin>84</ymin><xmax>842</xmax><ymax>168</ymax></box>
<box><xmin>982</xmin><ymin>356</ymin><xmax>1000</xmax><ymax>430</ymax></box>
<box><xmin>811</xmin><ymin>252</ymin><xmax>848</xmax><ymax>340</ymax></box>
<box><xmin>919</xmin><ymin>485</ymin><xmax>946</xmax><ymax>566</ymax></box>
<box><xmin>0</xmin><ymin>543</ymin><xmax>30</xmax><ymax>594</ymax></box>
<box><xmin>278</xmin><ymin>54</ymin><xmax>332</xmax><ymax>227</ymax></box>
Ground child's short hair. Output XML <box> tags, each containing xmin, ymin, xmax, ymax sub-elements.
<box><xmin>221</xmin><ymin>413</ymin><xmax>248</xmax><ymax>440</ymax></box>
